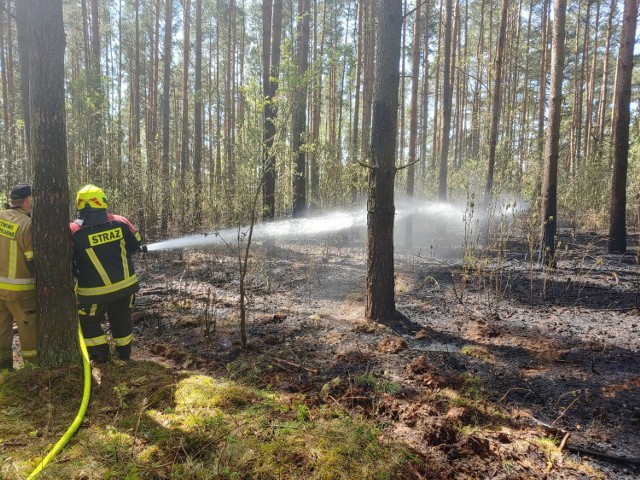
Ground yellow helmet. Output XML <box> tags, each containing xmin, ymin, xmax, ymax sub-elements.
<box><xmin>76</xmin><ymin>184</ymin><xmax>108</xmax><ymax>210</ymax></box>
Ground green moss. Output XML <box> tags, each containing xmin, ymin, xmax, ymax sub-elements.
<box><xmin>0</xmin><ymin>362</ymin><xmax>424</xmax><ymax>480</ymax></box>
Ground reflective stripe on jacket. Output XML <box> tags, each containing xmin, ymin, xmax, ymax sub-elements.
<box><xmin>0</xmin><ymin>207</ymin><xmax>35</xmax><ymax>300</ymax></box>
<box><xmin>70</xmin><ymin>213</ymin><xmax>141</xmax><ymax>305</ymax></box>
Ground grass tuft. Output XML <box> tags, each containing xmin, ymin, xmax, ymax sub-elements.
<box><xmin>0</xmin><ymin>362</ymin><xmax>423</xmax><ymax>479</ymax></box>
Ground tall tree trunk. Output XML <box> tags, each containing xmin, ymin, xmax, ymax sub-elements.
<box><xmin>193</xmin><ymin>0</ymin><xmax>203</xmax><ymax>225</ymax></box>
<box><xmin>23</xmin><ymin>0</ymin><xmax>79</xmax><ymax>367</ymax></box>
<box><xmin>224</xmin><ymin>0</ymin><xmax>235</xmax><ymax>182</ymax></box>
<box><xmin>398</xmin><ymin>0</ymin><xmax>407</xmax><ymax>163</ymax></box>
<box><xmin>437</xmin><ymin>0</ymin><xmax>453</xmax><ymax>201</ymax></box>
<box><xmin>419</xmin><ymin>0</ymin><xmax>430</xmax><ymax>179</ymax></box>
<box><xmin>351</xmin><ymin>0</ymin><xmax>363</xmax><ymax>162</ymax></box>
<box><xmin>608</xmin><ymin>0</ymin><xmax>637</xmax><ymax>254</ymax></box>
<box><xmin>0</xmin><ymin>1</ymin><xmax>13</xmax><ymax>185</ymax></box>
<box><xmin>540</xmin><ymin>0</ymin><xmax>567</xmax><ymax>267</ymax></box>
<box><xmin>469</xmin><ymin>0</ymin><xmax>483</xmax><ymax>160</ymax></box>
<box><xmin>131</xmin><ymin>0</ymin><xmax>141</xmax><ymax>162</ymax></box>
<box><xmin>584</xmin><ymin>0</ymin><xmax>599</xmax><ymax>160</ymax></box>
<box><xmin>292</xmin><ymin>0</ymin><xmax>310</xmax><ymax>217</ymax></box>
<box><xmin>431</xmin><ymin>0</ymin><xmax>443</xmax><ymax>168</ymax></box>
<box><xmin>262</xmin><ymin>0</ymin><xmax>282</xmax><ymax>219</ymax></box>
<box><xmin>146</xmin><ymin>0</ymin><xmax>161</xmax><ymax>233</ymax></box>
<box><xmin>366</xmin><ymin>0</ymin><xmax>401</xmax><ymax>322</ymax></box>
<box><xmin>89</xmin><ymin>0</ymin><xmax>104</xmax><ymax>182</ymax></box>
<box><xmin>361</xmin><ymin>0</ymin><xmax>376</xmax><ymax>160</ymax></box>
<box><xmin>6</xmin><ymin>0</ymin><xmax>15</xmax><ymax>172</ymax></box>
<box><xmin>596</xmin><ymin>0</ymin><xmax>616</xmax><ymax>148</ymax></box>
<box><xmin>180</xmin><ymin>0</ymin><xmax>191</xmax><ymax>195</ymax></box>
<box><xmin>536</xmin><ymin>0</ymin><xmax>549</xmax><ymax>157</ymax></box>
<box><xmin>485</xmin><ymin>0</ymin><xmax>509</xmax><ymax>197</ymax></box>
<box><xmin>519</xmin><ymin>0</ymin><xmax>533</xmax><ymax>170</ymax></box>
<box><xmin>215</xmin><ymin>6</ymin><xmax>222</xmax><ymax>190</ymax></box>
<box><xmin>15</xmin><ymin>0</ymin><xmax>30</xmax><ymax>166</ymax></box>
<box><xmin>569</xmin><ymin>0</ymin><xmax>588</xmax><ymax>175</ymax></box>
<box><xmin>405</xmin><ymin>0</ymin><xmax>420</xmax><ymax>247</ymax></box>
<box><xmin>309</xmin><ymin>0</ymin><xmax>325</xmax><ymax>209</ymax></box>
<box><xmin>161</xmin><ymin>0</ymin><xmax>173</xmax><ymax>235</ymax></box>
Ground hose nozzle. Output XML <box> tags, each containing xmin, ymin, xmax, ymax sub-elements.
<box><xmin>140</xmin><ymin>244</ymin><xmax>148</xmax><ymax>253</ymax></box>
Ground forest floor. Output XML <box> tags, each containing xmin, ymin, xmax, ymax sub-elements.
<box><xmin>128</xmin><ymin>213</ymin><xmax>640</xmax><ymax>479</ymax></box>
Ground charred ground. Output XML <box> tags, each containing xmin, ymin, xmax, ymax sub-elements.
<box><xmin>132</xmin><ymin>224</ymin><xmax>640</xmax><ymax>479</ymax></box>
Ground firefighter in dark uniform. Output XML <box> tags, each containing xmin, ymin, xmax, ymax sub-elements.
<box><xmin>70</xmin><ymin>185</ymin><xmax>142</xmax><ymax>362</ymax></box>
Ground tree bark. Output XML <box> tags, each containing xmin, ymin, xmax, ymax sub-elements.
<box><xmin>437</xmin><ymin>0</ymin><xmax>453</xmax><ymax>201</ymax></box>
<box><xmin>596</xmin><ymin>0</ymin><xmax>617</xmax><ymax>148</ymax></box>
<box><xmin>24</xmin><ymin>0</ymin><xmax>79</xmax><ymax>367</ymax></box>
<box><xmin>15</xmin><ymin>0</ymin><xmax>30</xmax><ymax>165</ymax></box>
<box><xmin>146</xmin><ymin>0</ymin><xmax>161</xmax><ymax>234</ymax></box>
<box><xmin>262</xmin><ymin>0</ymin><xmax>282</xmax><ymax>219</ymax></box>
<box><xmin>485</xmin><ymin>0</ymin><xmax>509</xmax><ymax>197</ymax></box>
<box><xmin>161</xmin><ymin>0</ymin><xmax>173</xmax><ymax>235</ymax></box>
<box><xmin>405</xmin><ymin>0</ymin><xmax>420</xmax><ymax>247</ymax></box>
<box><xmin>540</xmin><ymin>0</ymin><xmax>567</xmax><ymax>267</ymax></box>
<box><xmin>608</xmin><ymin>0</ymin><xmax>637</xmax><ymax>254</ymax></box>
<box><xmin>180</xmin><ymin>0</ymin><xmax>191</xmax><ymax>194</ymax></box>
<box><xmin>366</xmin><ymin>0</ymin><xmax>401</xmax><ymax>322</ymax></box>
<box><xmin>536</xmin><ymin>0</ymin><xmax>549</xmax><ymax>157</ymax></box>
<box><xmin>291</xmin><ymin>0</ymin><xmax>310</xmax><ymax>217</ymax></box>
<box><xmin>193</xmin><ymin>0</ymin><xmax>203</xmax><ymax>225</ymax></box>
<box><xmin>89</xmin><ymin>0</ymin><xmax>104</xmax><ymax>182</ymax></box>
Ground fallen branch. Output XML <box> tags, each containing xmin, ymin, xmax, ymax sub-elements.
<box><xmin>328</xmin><ymin>395</ymin><xmax>352</xmax><ymax>417</ymax></box>
<box><xmin>566</xmin><ymin>445</ymin><xmax>640</xmax><ymax>467</ymax></box>
<box><xmin>527</xmin><ymin>416</ymin><xmax>640</xmax><ymax>467</ymax></box>
<box><xmin>269</xmin><ymin>356</ymin><xmax>318</xmax><ymax>374</ymax></box>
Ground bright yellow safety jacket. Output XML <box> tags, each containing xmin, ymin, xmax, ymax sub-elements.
<box><xmin>0</xmin><ymin>207</ymin><xmax>35</xmax><ymax>300</ymax></box>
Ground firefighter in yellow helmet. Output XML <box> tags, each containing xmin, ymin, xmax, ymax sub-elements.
<box><xmin>0</xmin><ymin>184</ymin><xmax>37</xmax><ymax>370</ymax></box>
<box><xmin>70</xmin><ymin>185</ymin><xmax>143</xmax><ymax>362</ymax></box>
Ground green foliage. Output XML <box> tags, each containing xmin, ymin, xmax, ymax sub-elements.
<box><xmin>354</xmin><ymin>373</ymin><xmax>401</xmax><ymax>396</ymax></box>
<box><xmin>0</xmin><ymin>362</ymin><xmax>421</xmax><ymax>479</ymax></box>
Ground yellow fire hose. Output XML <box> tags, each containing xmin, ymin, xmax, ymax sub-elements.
<box><xmin>26</xmin><ymin>322</ymin><xmax>91</xmax><ymax>479</ymax></box>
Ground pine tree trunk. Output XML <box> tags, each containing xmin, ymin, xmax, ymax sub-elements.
<box><xmin>608</xmin><ymin>0</ymin><xmax>637</xmax><ymax>254</ymax></box>
<box><xmin>146</xmin><ymin>0</ymin><xmax>161</xmax><ymax>234</ymax></box>
<box><xmin>485</xmin><ymin>0</ymin><xmax>509</xmax><ymax>197</ymax></box>
<box><xmin>263</xmin><ymin>0</ymin><xmax>282</xmax><ymax>219</ymax></box>
<box><xmin>160</xmin><ymin>0</ymin><xmax>173</xmax><ymax>235</ymax></box>
<box><xmin>24</xmin><ymin>0</ymin><xmax>79</xmax><ymax>367</ymax></box>
<box><xmin>15</xmin><ymin>0</ymin><xmax>30</xmax><ymax>166</ymax></box>
<box><xmin>584</xmin><ymin>0</ymin><xmax>600</xmax><ymax>160</ymax></box>
<box><xmin>366</xmin><ymin>0</ymin><xmax>401</xmax><ymax>322</ymax></box>
<box><xmin>193</xmin><ymin>0</ymin><xmax>203</xmax><ymax>225</ymax></box>
<box><xmin>89</xmin><ymin>0</ymin><xmax>104</xmax><ymax>182</ymax></box>
<box><xmin>292</xmin><ymin>0</ymin><xmax>310</xmax><ymax>217</ymax></box>
<box><xmin>437</xmin><ymin>0</ymin><xmax>453</xmax><ymax>201</ymax></box>
<box><xmin>540</xmin><ymin>0</ymin><xmax>567</xmax><ymax>267</ymax></box>
<box><xmin>309</xmin><ymin>0</ymin><xmax>325</xmax><ymax>209</ymax></box>
<box><xmin>596</xmin><ymin>0</ymin><xmax>616</xmax><ymax>148</ymax></box>
<box><xmin>431</xmin><ymin>0</ymin><xmax>443</xmax><ymax>168</ymax></box>
<box><xmin>405</xmin><ymin>0</ymin><xmax>420</xmax><ymax>247</ymax></box>
<box><xmin>361</xmin><ymin>0</ymin><xmax>376</xmax><ymax>160</ymax></box>
<box><xmin>180</xmin><ymin>0</ymin><xmax>191</xmax><ymax>195</ymax></box>
<box><xmin>536</xmin><ymin>0</ymin><xmax>549</xmax><ymax>157</ymax></box>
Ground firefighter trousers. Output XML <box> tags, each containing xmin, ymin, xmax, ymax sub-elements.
<box><xmin>78</xmin><ymin>294</ymin><xmax>134</xmax><ymax>362</ymax></box>
<box><xmin>0</xmin><ymin>297</ymin><xmax>37</xmax><ymax>369</ymax></box>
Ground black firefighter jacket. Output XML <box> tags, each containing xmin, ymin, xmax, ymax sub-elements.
<box><xmin>70</xmin><ymin>214</ymin><xmax>141</xmax><ymax>306</ymax></box>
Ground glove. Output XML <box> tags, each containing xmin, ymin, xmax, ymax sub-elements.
<box><xmin>139</xmin><ymin>244</ymin><xmax>148</xmax><ymax>253</ymax></box>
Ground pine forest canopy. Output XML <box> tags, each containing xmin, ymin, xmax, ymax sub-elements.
<box><xmin>0</xmin><ymin>0</ymin><xmax>635</xmax><ymax>237</ymax></box>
